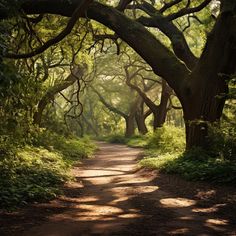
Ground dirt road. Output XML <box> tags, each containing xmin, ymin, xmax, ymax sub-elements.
<box><xmin>1</xmin><ymin>142</ymin><xmax>236</xmax><ymax>235</ymax></box>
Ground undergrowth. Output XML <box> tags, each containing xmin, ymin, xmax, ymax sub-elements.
<box><xmin>140</xmin><ymin>148</ymin><xmax>236</xmax><ymax>183</ymax></box>
<box><xmin>139</xmin><ymin>125</ymin><xmax>236</xmax><ymax>184</ymax></box>
<box><xmin>104</xmin><ymin>125</ymin><xmax>236</xmax><ymax>184</ymax></box>
<box><xmin>102</xmin><ymin>134</ymin><xmax>148</xmax><ymax>147</ymax></box>
<box><xmin>0</xmin><ymin>131</ymin><xmax>96</xmax><ymax>210</ymax></box>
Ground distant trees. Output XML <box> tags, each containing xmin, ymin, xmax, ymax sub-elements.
<box><xmin>86</xmin><ymin>51</ymin><xmax>166</xmax><ymax>137</ymax></box>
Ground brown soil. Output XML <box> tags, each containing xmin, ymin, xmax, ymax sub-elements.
<box><xmin>0</xmin><ymin>142</ymin><xmax>236</xmax><ymax>236</ymax></box>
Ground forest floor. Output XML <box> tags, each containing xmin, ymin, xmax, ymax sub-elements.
<box><xmin>0</xmin><ymin>142</ymin><xmax>236</xmax><ymax>236</ymax></box>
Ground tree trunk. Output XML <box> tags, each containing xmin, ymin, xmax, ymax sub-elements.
<box><xmin>125</xmin><ymin>115</ymin><xmax>135</xmax><ymax>137</ymax></box>
<box><xmin>183</xmin><ymin>79</ymin><xmax>228</xmax><ymax>149</ymax></box>
<box><xmin>135</xmin><ymin>113</ymin><xmax>148</xmax><ymax>135</ymax></box>
<box><xmin>135</xmin><ymin>100</ymin><xmax>148</xmax><ymax>135</ymax></box>
<box><xmin>182</xmin><ymin>3</ymin><xmax>236</xmax><ymax>149</ymax></box>
<box><xmin>33</xmin><ymin>99</ymin><xmax>48</xmax><ymax>126</ymax></box>
<box><xmin>153</xmin><ymin>80</ymin><xmax>170</xmax><ymax>129</ymax></box>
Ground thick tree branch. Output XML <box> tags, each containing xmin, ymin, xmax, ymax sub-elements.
<box><xmin>87</xmin><ymin>2</ymin><xmax>189</xmax><ymax>97</ymax></box>
<box><xmin>129</xmin><ymin>1</ymin><xmax>197</xmax><ymax>69</ymax></box>
<box><xmin>1</xmin><ymin>0</ymin><xmax>189</xmax><ymax>97</ymax></box>
<box><xmin>91</xmin><ymin>86</ymin><xmax>128</xmax><ymax>118</ymax></box>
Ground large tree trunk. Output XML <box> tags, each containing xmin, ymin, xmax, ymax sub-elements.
<box><xmin>183</xmin><ymin>77</ymin><xmax>228</xmax><ymax>149</ymax></box>
<box><xmin>181</xmin><ymin>2</ymin><xmax>236</xmax><ymax>149</ymax></box>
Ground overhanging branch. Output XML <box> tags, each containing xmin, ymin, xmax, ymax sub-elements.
<box><xmin>4</xmin><ymin>0</ymin><xmax>92</xmax><ymax>59</ymax></box>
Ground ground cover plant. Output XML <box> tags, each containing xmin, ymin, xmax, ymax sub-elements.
<box><xmin>105</xmin><ymin>125</ymin><xmax>236</xmax><ymax>184</ymax></box>
<box><xmin>0</xmin><ymin>132</ymin><xmax>96</xmax><ymax>210</ymax></box>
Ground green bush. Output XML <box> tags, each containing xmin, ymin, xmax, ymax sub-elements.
<box><xmin>126</xmin><ymin>135</ymin><xmax>148</xmax><ymax>148</ymax></box>
<box><xmin>208</xmin><ymin>124</ymin><xmax>236</xmax><ymax>160</ymax></box>
<box><xmin>0</xmin><ymin>146</ymin><xmax>69</xmax><ymax>209</ymax></box>
<box><xmin>146</xmin><ymin>126</ymin><xmax>185</xmax><ymax>154</ymax></box>
<box><xmin>102</xmin><ymin>134</ymin><xmax>148</xmax><ymax>147</ymax></box>
<box><xmin>32</xmin><ymin>130</ymin><xmax>97</xmax><ymax>162</ymax></box>
<box><xmin>139</xmin><ymin>125</ymin><xmax>236</xmax><ymax>184</ymax></box>
<box><xmin>105</xmin><ymin>134</ymin><xmax>128</xmax><ymax>144</ymax></box>
<box><xmin>0</xmin><ymin>131</ymin><xmax>96</xmax><ymax>210</ymax></box>
<box><xmin>140</xmin><ymin>147</ymin><xmax>236</xmax><ymax>184</ymax></box>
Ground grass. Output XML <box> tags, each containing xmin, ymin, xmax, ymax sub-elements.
<box><xmin>0</xmin><ymin>132</ymin><xmax>97</xmax><ymax>210</ymax></box>
<box><xmin>139</xmin><ymin>126</ymin><xmax>236</xmax><ymax>184</ymax></box>
<box><xmin>140</xmin><ymin>149</ymin><xmax>236</xmax><ymax>184</ymax></box>
<box><xmin>101</xmin><ymin>134</ymin><xmax>148</xmax><ymax>148</ymax></box>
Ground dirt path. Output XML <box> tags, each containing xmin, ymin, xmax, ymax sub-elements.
<box><xmin>1</xmin><ymin>142</ymin><xmax>236</xmax><ymax>235</ymax></box>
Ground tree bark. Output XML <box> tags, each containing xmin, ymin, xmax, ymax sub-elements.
<box><xmin>181</xmin><ymin>1</ymin><xmax>236</xmax><ymax>149</ymax></box>
<box><xmin>135</xmin><ymin>100</ymin><xmax>149</xmax><ymax>135</ymax></box>
<box><xmin>125</xmin><ymin>115</ymin><xmax>135</xmax><ymax>137</ymax></box>
<box><xmin>153</xmin><ymin>80</ymin><xmax>171</xmax><ymax>129</ymax></box>
<box><xmin>135</xmin><ymin>114</ymin><xmax>148</xmax><ymax>135</ymax></box>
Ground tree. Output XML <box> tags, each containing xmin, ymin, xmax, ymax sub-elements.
<box><xmin>33</xmin><ymin>65</ymin><xmax>86</xmax><ymax>126</ymax></box>
<box><xmin>1</xmin><ymin>0</ymin><xmax>236</xmax><ymax>149</ymax></box>
<box><xmin>88</xmin><ymin>50</ymin><xmax>153</xmax><ymax>136</ymax></box>
<box><xmin>91</xmin><ymin>85</ymin><xmax>140</xmax><ymax>137</ymax></box>
<box><xmin>125</xmin><ymin>71</ymin><xmax>171</xmax><ymax>130</ymax></box>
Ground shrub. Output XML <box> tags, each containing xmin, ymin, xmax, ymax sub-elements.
<box><xmin>140</xmin><ymin>147</ymin><xmax>236</xmax><ymax>184</ymax></box>
<box><xmin>0</xmin><ymin>146</ymin><xmax>69</xmax><ymax>209</ymax></box>
<box><xmin>146</xmin><ymin>126</ymin><xmax>185</xmax><ymax>154</ymax></box>
<box><xmin>0</xmin><ymin>131</ymin><xmax>96</xmax><ymax>210</ymax></box>
<box><xmin>207</xmin><ymin>124</ymin><xmax>236</xmax><ymax>160</ymax></box>
<box><xmin>32</xmin><ymin>130</ymin><xmax>97</xmax><ymax>162</ymax></box>
<box><xmin>106</xmin><ymin>134</ymin><xmax>128</xmax><ymax>144</ymax></box>
<box><xmin>139</xmin><ymin>125</ymin><xmax>236</xmax><ymax>184</ymax></box>
<box><xmin>126</xmin><ymin>135</ymin><xmax>148</xmax><ymax>148</ymax></box>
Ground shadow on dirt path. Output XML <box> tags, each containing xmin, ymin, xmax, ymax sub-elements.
<box><xmin>1</xmin><ymin>142</ymin><xmax>236</xmax><ymax>235</ymax></box>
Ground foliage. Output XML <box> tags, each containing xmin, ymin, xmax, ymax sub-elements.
<box><xmin>103</xmin><ymin>126</ymin><xmax>185</xmax><ymax>150</ymax></box>
<box><xmin>0</xmin><ymin>132</ymin><xmax>96</xmax><ymax>210</ymax></box>
<box><xmin>0</xmin><ymin>145</ymin><xmax>68</xmax><ymax>209</ymax></box>
<box><xmin>102</xmin><ymin>134</ymin><xmax>128</xmax><ymax>144</ymax></box>
<box><xmin>140</xmin><ymin>148</ymin><xmax>236</xmax><ymax>184</ymax></box>
<box><xmin>140</xmin><ymin>125</ymin><xmax>236</xmax><ymax>184</ymax></box>
<box><xmin>145</xmin><ymin>126</ymin><xmax>185</xmax><ymax>154</ymax></box>
<box><xmin>0</xmin><ymin>60</ymin><xmax>43</xmax><ymax>144</ymax></box>
<box><xmin>207</xmin><ymin>123</ymin><xmax>236</xmax><ymax>160</ymax></box>
<box><xmin>126</xmin><ymin>135</ymin><xmax>148</xmax><ymax>148</ymax></box>
<box><xmin>102</xmin><ymin>133</ymin><xmax>148</xmax><ymax>147</ymax></box>
<box><xmin>32</xmin><ymin>129</ymin><xmax>96</xmax><ymax>162</ymax></box>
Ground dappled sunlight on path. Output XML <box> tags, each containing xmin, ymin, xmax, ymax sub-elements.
<box><xmin>1</xmin><ymin>142</ymin><xmax>236</xmax><ymax>235</ymax></box>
